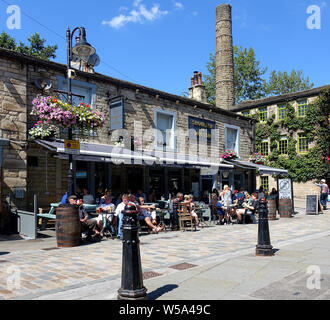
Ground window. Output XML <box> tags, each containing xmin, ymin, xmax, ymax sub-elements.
<box><xmin>224</xmin><ymin>124</ymin><xmax>240</xmax><ymax>157</ymax></box>
<box><xmin>259</xmin><ymin>140</ymin><xmax>269</xmax><ymax>156</ymax></box>
<box><xmin>278</xmin><ymin>137</ymin><xmax>288</xmax><ymax>155</ymax></box>
<box><xmin>57</xmin><ymin>76</ymin><xmax>97</xmax><ymax>108</ymax></box>
<box><xmin>298</xmin><ymin>134</ymin><xmax>309</xmax><ymax>153</ymax></box>
<box><xmin>57</xmin><ymin>76</ymin><xmax>97</xmax><ymax>136</ymax></box>
<box><xmin>297</xmin><ymin>99</ymin><xmax>308</xmax><ymax>117</ymax></box>
<box><xmin>154</xmin><ymin>109</ymin><xmax>176</xmax><ymax>151</ymax></box>
<box><xmin>242</xmin><ymin>110</ymin><xmax>250</xmax><ymax>117</ymax></box>
<box><xmin>277</xmin><ymin>104</ymin><xmax>287</xmax><ymax>120</ymax></box>
<box><xmin>260</xmin><ymin>176</ymin><xmax>269</xmax><ymax>192</ymax></box>
<box><xmin>259</xmin><ymin>107</ymin><xmax>268</xmax><ymax>122</ymax></box>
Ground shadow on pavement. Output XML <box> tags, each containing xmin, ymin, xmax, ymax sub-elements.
<box><xmin>0</xmin><ymin>252</ymin><xmax>10</xmax><ymax>256</ymax></box>
<box><xmin>147</xmin><ymin>284</ymin><xmax>179</xmax><ymax>300</ymax></box>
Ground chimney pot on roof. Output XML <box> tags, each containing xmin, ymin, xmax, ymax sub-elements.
<box><xmin>189</xmin><ymin>71</ymin><xmax>207</xmax><ymax>103</ymax></box>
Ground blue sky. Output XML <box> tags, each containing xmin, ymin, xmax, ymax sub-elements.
<box><xmin>0</xmin><ymin>0</ymin><xmax>329</xmax><ymax>97</ymax></box>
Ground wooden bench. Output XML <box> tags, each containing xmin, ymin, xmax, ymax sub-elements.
<box><xmin>37</xmin><ymin>203</ymin><xmax>59</xmax><ymax>230</ymax></box>
<box><xmin>37</xmin><ymin>203</ymin><xmax>98</xmax><ymax>230</ymax></box>
<box><xmin>178</xmin><ymin>203</ymin><xmax>196</xmax><ymax>232</ymax></box>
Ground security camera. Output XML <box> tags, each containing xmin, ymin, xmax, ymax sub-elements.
<box><xmin>68</xmin><ymin>68</ymin><xmax>77</xmax><ymax>79</ymax></box>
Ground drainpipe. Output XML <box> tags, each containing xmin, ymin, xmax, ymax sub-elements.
<box><xmin>0</xmin><ymin>139</ymin><xmax>10</xmax><ymax>232</ymax></box>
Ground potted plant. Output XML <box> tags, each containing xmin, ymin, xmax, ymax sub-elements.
<box><xmin>29</xmin><ymin>96</ymin><xmax>105</xmax><ymax>140</ymax></box>
<box><xmin>249</xmin><ymin>152</ymin><xmax>266</xmax><ymax>165</ymax></box>
<box><xmin>220</xmin><ymin>149</ymin><xmax>238</xmax><ymax>161</ymax></box>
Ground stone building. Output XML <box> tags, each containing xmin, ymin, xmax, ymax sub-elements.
<box><xmin>0</xmin><ymin>46</ymin><xmax>260</xmax><ymax>218</ymax></box>
<box><xmin>232</xmin><ymin>86</ymin><xmax>329</xmax><ymax>199</ymax></box>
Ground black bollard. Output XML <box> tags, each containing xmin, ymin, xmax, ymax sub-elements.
<box><xmin>256</xmin><ymin>198</ymin><xmax>274</xmax><ymax>257</ymax></box>
<box><xmin>118</xmin><ymin>202</ymin><xmax>147</xmax><ymax>300</ymax></box>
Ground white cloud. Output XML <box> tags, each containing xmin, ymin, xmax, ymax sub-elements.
<box><xmin>102</xmin><ymin>1</ymin><xmax>169</xmax><ymax>29</ymax></box>
<box><xmin>174</xmin><ymin>2</ymin><xmax>184</xmax><ymax>9</ymax></box>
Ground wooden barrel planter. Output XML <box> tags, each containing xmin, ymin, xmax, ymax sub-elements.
<box><xmin>267</xmin><ymin>199</ymin><xmax>277</xmax><ymax>220</ymax></box>
<box><xmin>278</xmin><ymin>199</ymin><xmax>293</xmax><ymax>218</ymax></box>
<box><xmin>55</xmin><ymin>206</ymin><xmax>81</xmax><ymax>247</ymax></box>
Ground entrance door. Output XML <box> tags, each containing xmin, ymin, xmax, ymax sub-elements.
<box><xmin>149</xmin><ymin>168</ymin><xmax>165</xmax><ymax>199</ymax></box>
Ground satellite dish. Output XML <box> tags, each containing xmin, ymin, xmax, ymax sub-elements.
<box><xmin>34</xmin><ymin>78</ymin><xmax>52</xmax><ymax>91</ymax></box>
<box><xmin>88</xmin><ymin>53</ymin><xmax>100</xmax><ymax>67</ymax></box>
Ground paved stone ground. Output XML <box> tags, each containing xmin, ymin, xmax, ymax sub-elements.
<box><xmin>0</xmin><ymin>207</ymin><xmax>329</xmax><ymax>300</ymax></box>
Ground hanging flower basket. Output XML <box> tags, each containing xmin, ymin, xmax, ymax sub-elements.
<box><xmin>220</xmin><ymin>149</ymin><xmax>238</xmax><ymax>160</ymax></box>
<box><xmin>249</xmin><ymin>152</ymin><xmax>266</xmax><ymax>164</ymax></box>
<box><xmin>29</xmin><ymin>96</ymin><xmax>105</xmax><ymax>139</ymax></box>
<box><xmin>28</xmin><ymin>121</ymin><xmax>59</xmax><ymax>140</ymax></box>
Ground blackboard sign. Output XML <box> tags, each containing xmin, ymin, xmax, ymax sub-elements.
<box><xmin>306</xmin><ymin>195</ymin><xmax>319</xmax><ymax>214</ymax></box>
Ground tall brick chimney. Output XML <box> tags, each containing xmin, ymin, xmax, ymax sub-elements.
<box><xmin>189</xmin><ymin>71</ymin><xmax>207</xmax><ymax>103</ymax></box>
<box><xmin>216</xmin><ymin>4</ymin><xmax>235</xmax><ymax>110</ymax></box>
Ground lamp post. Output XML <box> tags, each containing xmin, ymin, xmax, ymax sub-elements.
<box><xmin>66</xmin><ymin>27</ymin><xmax>96</xmax><ymax>196</ymax></box>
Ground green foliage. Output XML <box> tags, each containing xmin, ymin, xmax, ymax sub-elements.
<box><xmin>265</xmin><ymin>70</ymin><xmax>314</xmax><ymax>96</ymax></box>
<box><xmin>203</xmin><ymin>47</ymin><xmax>315</xmax><ymax>104</ymax></box>
<box><xmin>256</xmin><ymin>87</ymin><xmax>330</xmax><ymax>182</ymax></box>
<box><xmin>0</xmin><ymin>31</ymin><xmax>57</xmax><ymax>60</ymax></box>
<box><xmin>233</xmin><ymin>46</ymin><xmax>267</xmax><ymax>103</ymax></box>
<box><xmin>203</xmin><ymin>46</ymin><xmax>267</xmax><ymax>105</ymax></box>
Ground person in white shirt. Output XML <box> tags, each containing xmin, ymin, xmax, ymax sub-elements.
<box><xmin>115</xmin><ymin>194</ymin><xmax>129</xmax><ymax>239</ymax></box>
<box><xmin>96</xmin><ymin>195</ymin><xmax>116</xmax><ymax>238</ymax></box>
<box><xmin>314</xmin><ymin>179</ymin><xmax>329</xmax><ymax>210</ymax></box>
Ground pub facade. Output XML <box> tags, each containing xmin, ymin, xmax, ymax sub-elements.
<box><xmin>0</xmin><ymin>47</ymin><xmax>263</xmax><ymax>213</ymax></box>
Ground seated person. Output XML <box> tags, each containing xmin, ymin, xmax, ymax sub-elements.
<box><xmin>233</xmin><ymin>188</ymin><xmax>245</xmax><ymax>207</ymax></box>
<box><xmin>236</xmin><ymin>192</ymin><xmax>258</xmax><ymax>224</ymax></box>
<box><xmin>67</xmin><ymin>195</ymin><xmax>99</xmax><ymax>241</ymax></box>
<box><xmin>216</xmin><ymin>199</ymin><xmax>225</xmax><ymax>224</ymax></box>
<box><xmin>96</xmin><ymin>195</ymin><xmax>116</xmax><ymax>238</ymax></box>
<box><xmin>137</xmin><ymin>197</ymin><xmax>164</xmax><ymax>233</ymax></box>
<box><xmin>185</xmin><ymin>195</ymin><xmax>200</xmax><ymax>227</ymax></box>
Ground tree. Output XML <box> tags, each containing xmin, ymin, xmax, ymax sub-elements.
<box><xmin>203</xmin><ymin>46</ymin><xmax>267</xmax><ymax>105</ymax></box>
<box><xmin>265</xmin><ymin>70</ymin><xmax>314</xmax><ymax>96</ymax></box>
<box><xmin>203</xmin><ymin>46</ymin><xmax>314</xmax><ymax>105</ymax></box>
<box><xmin>0</xmin><ymin>31</ymin><xmax>57</xmax><ymax>60</ymax></box>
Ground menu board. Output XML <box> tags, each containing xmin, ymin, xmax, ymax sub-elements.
<box><xmin>110</xmin><ymin>99</ymin><xmax>124</xmax><ymax>130</ymax></box>
<box><xmin>306</xmin><ymin>195</ymin><xmax>319</xmax><ymax>215</ymax></box>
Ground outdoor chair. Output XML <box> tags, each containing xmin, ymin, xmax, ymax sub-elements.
<box><xmin>178</xmin><ymin>203</ymin><xmax>196</xmax><ymax>232</ymax></box>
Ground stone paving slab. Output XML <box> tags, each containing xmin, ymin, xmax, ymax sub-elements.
<box><xmin>0</xmin><ymin>208</ymin><xmax>329</xmax><ymax>300</ymax></box>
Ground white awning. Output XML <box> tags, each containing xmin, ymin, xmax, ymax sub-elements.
<box><xmin>226</xmin><ymin>159</ymin><xmax>289</xmax><ymax>176</ymax></box>
<box><xmin>34</xmin><ymin>140</ymin><xmax>234</xmax><ymax>170</ymax></box>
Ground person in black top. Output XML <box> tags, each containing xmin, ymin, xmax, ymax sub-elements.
<box><xmin>67</xmin><ymin>195</ymin><xmax>99</xmax><ymax>241</ymax></box>
<box><xmin>171</xmin><ymin>193</ymin><xmax>183</xmax><ymax>230</ymax></box>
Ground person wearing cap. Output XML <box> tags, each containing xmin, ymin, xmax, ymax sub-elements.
<box><xmin>67</xmin><ymin>195</ymin><xmax>99</xmax><ymax>241</ymax></box>
<box><xmin>314</xmin><ymin>179</ymin><xmax>329</xmax><ymax>210</ymax></box>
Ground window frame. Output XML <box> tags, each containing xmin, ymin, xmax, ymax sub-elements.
<box><xmin>259</xmin><ymin>139</ymin><xmax>269</xmax><ymax>156</ymax></box>
<box><xmin>277</xmin><ymin>104</ymin><xmax>287</xmax><ymax>120</ymax></box>
<box><xmin>259</xmin><ymin>107</ymin><xmax>268</xmax><ymax>122</ymax></box>
<box><xmin>278</xmin><ymin>136</ymin><xmax>288</xmax><ymax>155</ymax></box>
<box><xmin>224</xmin><ymin>123</ymin><xmax>240</xmax><ymax>158</ymax></box>
<box><xmin>260</xmin><ymin>176</ymin><xmax>269</xmax><ymax>192</ymax></box>
<box><xmin>297</xmin><ymin>99</ymin><xmax>308</xmax><ymax>117</ymax></box>
<box><xmin>154</xmin><ymin>108</ymin><xmax>177</xmax><ymax>152</ymax></box>
<box><xmin>298</xmin><ymin>133</ymin><xmax>309</xmax><ymax>154</ymax></box>
<box><xmin>56</xmin><ymin>76</ymin><xmax>97</xmax><ymax>109</ymax></box>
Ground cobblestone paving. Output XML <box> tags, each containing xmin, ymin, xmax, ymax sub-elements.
<box><xmin>0</xmin><ymin>209</ymin><xmax>329</xmax><ymax>300</ymax></box>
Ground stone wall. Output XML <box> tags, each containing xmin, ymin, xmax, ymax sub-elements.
<box><xmin>0</xmin><ymin>56</ymin><xmax>27</xmax><ymax>210</ymax></box>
